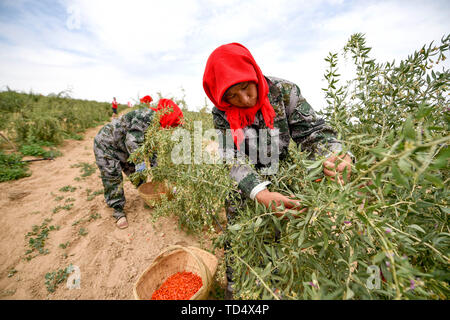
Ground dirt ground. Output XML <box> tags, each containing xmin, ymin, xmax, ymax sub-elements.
<box><xmin>0</xmin><ymin>119</ymin><xmax>224</xmax><ymax>300</ymax></box>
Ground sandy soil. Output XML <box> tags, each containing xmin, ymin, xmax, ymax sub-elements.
<box><xmin>0</xmin><ymin>120</ymin><xmax>223</xmax><ymax>300</ymax></box>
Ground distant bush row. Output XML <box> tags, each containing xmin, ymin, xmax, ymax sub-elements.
<box><xmin>0</xmin><ymin>89</ymin><xmax>126</xmax><ymax>182</ymax></box>
<box><xmin>0</xmin><ymin>89</ymin><xmax>126</xmax><ymax>145</ymax></box>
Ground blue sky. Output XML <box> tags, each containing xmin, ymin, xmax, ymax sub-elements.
<box><xmin>0</xmin><ymin>0</ymin><xmax>449</xmax><ymax>110</ymax></box>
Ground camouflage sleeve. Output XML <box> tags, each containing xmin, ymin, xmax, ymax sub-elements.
<box><xmin>124</xmin><ymin>108</ymin><xmax>154</xmax><ymax>155</ymax></box>
<box><xmin>213</xmin><ymin>108</ymin><xmax>268</xmax><ymax>199</ymax></box>
<box><xmin>125</xmin><ymin>130</ymin><xmax>145</xmax><ymax>156</ymax></box>
<box><xmin>285</xmin><ymin>83</ymin><xmax>342</xmax><ymax>158</ymax></box>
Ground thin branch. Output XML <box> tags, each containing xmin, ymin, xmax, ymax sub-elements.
<box><xmin>234</xmin><ymin>254</ymin><xmax>280</xmax><ymax>300</ymax></box>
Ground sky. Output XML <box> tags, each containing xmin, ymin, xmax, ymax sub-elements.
<box><xmin>0</xmin><ymin>0</ymin><xmax>449</xmax><ymax>111</ymax></box>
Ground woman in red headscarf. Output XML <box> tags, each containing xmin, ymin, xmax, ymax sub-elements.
<box><xmin>140</xmin><ymin>95</ymin><xmax>153</xmax><ymax>105</ymax></box>
<box><xmin>151</xmin><ymin>98</ymin><xmax>184</xmax><ymax>128</ymax></box>
<box><xmin>203</xmin><ymin>43</ymin><xmax>352</xmax><ymax>211</ymax></box>
<box><xmin>203</xmin><ymin>43</ymin><xmax>353</xmax><ymax>297</ymax></box>
<box><xmin>94</xmin><ymin>99</ymin><xmax>183</xmax><ymax>229</ymax></box>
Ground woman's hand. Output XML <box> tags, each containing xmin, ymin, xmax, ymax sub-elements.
<box><xmin>255</xmin><ymin>189</ymin><xmax>307</xmax><ymax>218</ymax></box>
<box><xmin>323</xmin><ymin>153</ymin><xmax>352</xmax><ymax>184</ymax></box>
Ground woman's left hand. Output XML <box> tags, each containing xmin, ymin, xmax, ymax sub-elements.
<box><xmin>323</xmin><ymin>153</ymin><xmax>352</xmax><ymax>183</ymax></box>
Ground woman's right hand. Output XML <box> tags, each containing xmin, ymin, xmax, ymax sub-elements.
<box><xmin>255</xmin><ymin>189</ymin><xmax>307</xmax><ymax>218</ymax></box>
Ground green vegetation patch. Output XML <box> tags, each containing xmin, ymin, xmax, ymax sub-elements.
<box><xmin>25</xmin><ymin>218</ymin><xmax>59</xmax><ymax>260</ymax></box>
<box><xmin>0</xmin><ymin>151</ymin><xmax>31</xmax><ymax>182</ymax></box>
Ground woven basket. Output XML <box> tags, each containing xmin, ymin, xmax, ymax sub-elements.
<box><xmin>133</xmin><ymin>245</ymin><xmax>218</xmax><ymax>300</ymax></box>
<box><xmin>137</xmin><ymin>181</ymin><xmax>171</xmax><ymax>208</ymax></box>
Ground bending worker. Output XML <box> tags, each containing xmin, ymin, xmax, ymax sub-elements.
<box><xmin>93</xmin><ymin>98</ymin><xmax>183</xmax><ymax>229</ymax></box>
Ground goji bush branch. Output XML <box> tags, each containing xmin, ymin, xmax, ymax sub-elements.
<box><xmin>131</xmin><ymin>33</ymin><xmax>449</xmax><ymax>300</ymax></box>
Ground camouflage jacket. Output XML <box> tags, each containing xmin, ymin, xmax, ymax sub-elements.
<box><xmin>94</xmin><ymin>108</ymin><xmax>154</xmax><ymax>171</ymax></box>
<box><xmin>212</xmin><ymin>76</ymin><xmax>343</xmax><ymax>199</ymax></box>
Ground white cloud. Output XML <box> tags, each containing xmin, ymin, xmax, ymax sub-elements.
<box><xmin>251</xmin><ymin>0</ymin><xmax>450</xmax><ymax>111</ymax></box>
<box><xmin>0</xmin><ymin>0</ymin><xmax>448</xmax><ymax>111</ymax></box>
<box><xmin>70</xmin><ymin>0</ymin><xmax>201</xmax><ymax>60</ymax></box>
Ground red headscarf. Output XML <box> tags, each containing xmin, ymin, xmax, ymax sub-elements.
<box><xmin>202</xmin><ymin>42</ymin><xmax>276</xmax><ymax>149</ymax></box>
<box><xmin>150</xmin><ymin>98</ymin><xmax>184</xmax><ymax>128</ymax></box>
<box><xmin>140</xmin><ymin>95</ymin><xmax>153</xmax><ymax>104</ymax></box>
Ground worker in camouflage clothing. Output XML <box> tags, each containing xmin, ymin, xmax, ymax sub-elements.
<box><xmin>93</xmin><ymin>99</ymin><xmax>183</xmax><ymax>229</ymax></box>
<box><xmin>203</xmin><ymin>42</ymin><xmax>354</xmax><ymax>298</ymax></box>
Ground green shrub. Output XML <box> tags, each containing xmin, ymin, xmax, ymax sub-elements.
<box><xmin>45</xmin><ymin>265</ymin><xmax>72</xmax><ymax>293</ymax></box>
<box><xmin>129</xmin><ymin>107</ymin><xmax>235</xmax><ymax>233</ymax></box>
<box><xmin>0</xmin><ymin>151</ymin><xmax>30</xmax><ymax>182</ymax></box>
<box><xmin>224</xmin><ymin>33</ymin><xmax>449</xmax><ymax>300</ymax></box>
<box><xmin>0</xmin><ymin>90</ymin><xmax>112</xmax><ymax>146</ymax></box>
<box><xmin>132</xmin><ymin>34</ymin><xmax>449</xmax><ymax>300</ymax></box>
<box><xmin>0</xmin><ymin>90</ymin><xmax>114</xmax><ymax>182</ymax></box>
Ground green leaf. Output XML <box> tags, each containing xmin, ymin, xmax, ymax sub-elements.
<box><xmin>391</xmin><ymin>164</ymin><xmax>409</xmax><ymax>188</ymax></box>
<box><xmin>372</xmin><ymin>251</ymin><xmax>386</xmax><ymax>264</ymax></box>
<box><xmin>424</xmin><ymin>173</ymin><xmax>444</xmax><ymax>188</ymax></box>
<box><xmin>305</xmin><ymin>159</ymin><xmax>323</xmax><ymax>169</ymax></box>
<box><xmin>369</xmin><ymin>147</ymin><xmax>387</xmax><ymax>157</ymax></box>
<box><xmin>407</xmin><ymin>224</ymin><xmax>426</xmax><ymax>234</ymax></box>
<box><xmin>403</xmin><ymin>116</ymin><xmax>416</xmax><ymax>141</ymax></box>
<box><xmin>229</xmin><ymin>224</ymin><xmax>241</xmax><ymax>231</ymax></box>
<box><xmin>306</xmin><ymin>165</ymin><xmax>323</xmax><ymax>180</ymax></box>
<box><xmin>289</xmin><ymin>232</ymin><xmax>301</xmax><ymax>240</ymax></box>
<box><xmin>345</xmin><ymin>288</ymin><xmax>355</xmax><ymax>300</ymax></box>
<box><xmin>297</xmin><ymin>230</ymin><xmax>305</xmax><ymax>247</ymax></box>
<box><xmin>416</xmin><ymin>103</ymin><xmax>433</xmax><ymax>119</ymax></box>
<box><xmin>271</xmin><ymin>215</ymin><xmax>282</xmax><ymax>232</ymax></box>
<box><xmin>431</xmin><ymin>146</ymin><xmax>450</xmax><ymax>169</ymax></box>
<box><xmin>398</xmin><ymin>158</ymin><xmax>412</xmax><ymax>175</ymax></box>
<box><xmin>261</xmin><ymin>262</ymin><xmax>272</xmax><ymax>278</ymax></box>
<box><xmin>322</xmin><ymin>229</ymin><xmax>329</xmax><ymax>251</ymax></box>
<box><xmin>374</xmin><ymin>172</ymin><xmax>382</xmax><ymax>188</ymax></box>
<box><xmin>360</xmin><ymin>137</ymin><xmax>377</xmax><ymax>145</ymax></box>
<box><xmin>255</xmin><ymin>217</ymin><xmax>263</xmax><ymax>228</ymax></box>
<box><xmin>438</xmin><ymin>206</ymin><xmax>450</xmax><ymax>215</ymax></box>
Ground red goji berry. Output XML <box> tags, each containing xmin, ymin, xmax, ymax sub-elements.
<box><xmin>150</xmin><ymin>271</ymin><xmax>202</xmax><ymax>300</ymax></box>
